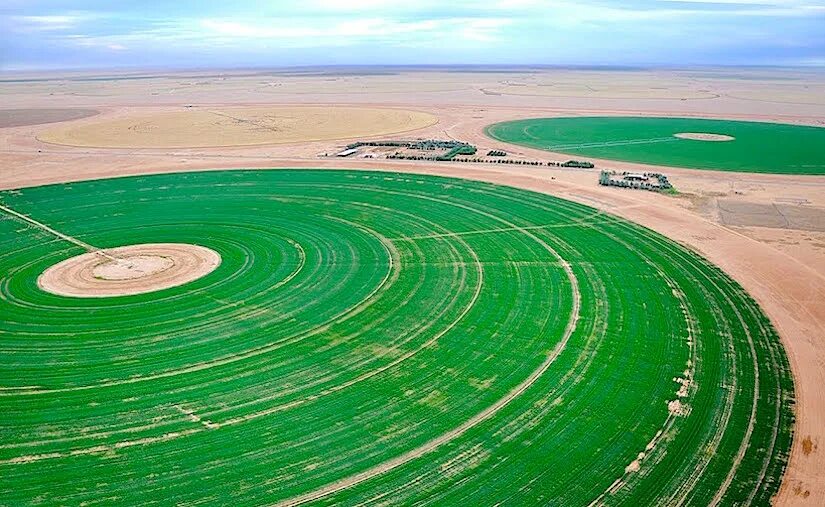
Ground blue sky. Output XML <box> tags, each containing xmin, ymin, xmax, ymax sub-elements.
<box><xmin>1</xmin><ymin>0</ymin><xmax>824</xmax><ymax>70</ymax></box>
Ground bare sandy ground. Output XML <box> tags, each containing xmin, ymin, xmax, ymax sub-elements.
<box><xmin>674</xmin><ymin>132</ymin><xmax>735</xmax><ymax>141</ymax></box>
<box><xmin>38</xmin><ymin>106</ymin><xmax>436</xmax><ymax>148</ymax></box>
<box><xmin>38</xmin><ymin>243</ymin><xmax>221</xmax><ymax>297</ymax></box>
<box><xmin>0</xmin><ymin>108</ymin><xmax>98</xmax><ymax>128</ymax></box>
<box><xmin>1</xmin><ymin>67</ymin><xmax>823</xmax><ymax>504</ymax></box>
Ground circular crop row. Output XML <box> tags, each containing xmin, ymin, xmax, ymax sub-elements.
<box><xmin>486</xmin><ymin>116</ymin><xmax>825</xmax><ymax>174</ymax></box>
<box><xmin>0</xmin><ymin>169</ymin><xmax>794</xmax><ymax>505</ymax></box>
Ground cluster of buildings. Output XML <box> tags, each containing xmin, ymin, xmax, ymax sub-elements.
<box><xmin>598</xmin><ymin>171</ymin><xmax>673</xmax><ymax>192</ymax></box>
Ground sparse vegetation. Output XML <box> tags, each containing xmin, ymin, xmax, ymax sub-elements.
<box><xmin>561</xmin><ymin>160</ymin><xmax>595</xmax><ymax>168</ymax></box>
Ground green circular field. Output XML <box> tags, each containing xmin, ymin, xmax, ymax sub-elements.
<box><xmin>0</xmin><ymin>169</ymin><xmax>794</xmax><ymax>505</ymax></box>
<box><xmin>486</xmin><ymin>116</ymin><xmax>825</xmax><ymax>174</ymax></box>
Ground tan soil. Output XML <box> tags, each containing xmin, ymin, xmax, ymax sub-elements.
<box><xmin>733</xmin><ymin>228</ymin><xmax>825</xmax><ymax>272</ymax></box>
<box><xmin>92</xmin><ymin>254</ymin><xmax>175</xmax><ymax>280</ymax></box>
<box><xmin>718</xmin><ymin>201</ymin><xmax>825</xmax><ymax>232</ymax></box>
<box><xmin>39</xmin><ymin>244</ymin><xmax>220</xmax><ymax>297</ymax></box>
<box><xmin>2</xmin><ymin>67</ymin><xmax>824</xmax><ymax>505</ymax></box>
<box><xmin>0</xmin><ymin>108</ymin><xmax>98</xmax><ymax>128</ymax></box>
<box><xmin>486</xmin><ymin>83</ymin><xmax>717</xmax><ymax>100</ymax></box>
<box><xmin>37</xmin><ymin>106</ymin><xmax>437</xmax><ymax>148</ymax></box>
<box><xmin>674</xmin><ymin>132</ymin><xmax>735</xmax><ymax>141</ymax></box>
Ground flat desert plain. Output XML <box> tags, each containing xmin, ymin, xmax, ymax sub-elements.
<box><xmin>1</xmin><ymin>66</ymin><xmax>824</xmax><ymax>504</ymax></box>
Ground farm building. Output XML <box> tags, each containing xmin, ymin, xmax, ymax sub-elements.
<box><xmin>336</xmin><ymin>148</ymin><xmax>359</xmax><ymax>157</ymax></box>
<box><xmin>624</xmin><ymin>173</ymin><xmax>647</xmax><ymax>181</ymax></box>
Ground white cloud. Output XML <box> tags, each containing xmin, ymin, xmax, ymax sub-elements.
<box><xmin>643</xmin><ymin>0</ymin><xmax>825</xmax><ymax>17</ymax></box>
<box><xmin>660</xmin><ymin>0</ymin><xmax>817</xmax><ymax>4</ymax></box>
<box><xmin>311</xmin><ymin>0</ymin><xmax>399</xmax><ymax>9</ymax></box>
<box><xmin>198</xmin><ymin>16</ymin><xmax>510</xmax><ymax>43</ymax></box>
<box><xmin>4</xmin><ymin>0</ymin><xmax>819</xmax><ymax>67</ymax></box>
<box><xmin>11</xmin><ymin>15</ymin><xmax>84</xmax><ymax>31</ymax></box>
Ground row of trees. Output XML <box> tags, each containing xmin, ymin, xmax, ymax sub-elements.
<box><xmin>455</xmin><ymin>158</ymin><xmax>545</xmax><ymax>166</ymax></box>
<box><xmin>346</xmin><ymin>140</ymin><xmax>408</xmax><ymax>149</ymax></box>
<box><xmin>387</xmin><ymin>154</ymin><xmax>442</xmax><ymax>161</ymax></box>
<box><xmin>346</xmin><ymin>139</ymin><xmax>471</xmax><ymax>150</ymax></box>
<box><xmin>386</xmin><ymin>153</ymin><xmax>551</xmax><ymax>166</ymax></box>
<box><xmin>558</xmin><ymin>160</ymin><xmax>595</xmax><ymax>168</ymax></box>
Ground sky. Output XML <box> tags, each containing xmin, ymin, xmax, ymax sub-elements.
<box><xmin>1</xmin><ymin>0</ymin><xmax>824</xmax><ymax>71</ymax></box>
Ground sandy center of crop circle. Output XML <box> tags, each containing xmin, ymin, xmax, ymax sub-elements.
<box><xmin>673</xmin><ymin>132</ymin><xmax>735</xmax><ymax>142</ymax></box>
<box><xmin>39</xmin><ymin>243</ymin><xmax>220</xmax><ymax>297</ymax></box>
<box><xmin>92</xmin><ymin>255</ymin><xmax>175</xmax><ymax>281</ymax></box>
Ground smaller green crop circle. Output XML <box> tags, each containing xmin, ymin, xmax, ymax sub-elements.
<box><xmin>486</xmin><ymin>116</ymin><xmax>825</xmax><ymax>175</ymax></box>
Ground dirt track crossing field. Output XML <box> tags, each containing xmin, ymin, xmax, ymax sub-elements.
<box><xmin>0</xmin><ymin>169</ymin><xmax>794</xmax><ymax>505</ymax></box>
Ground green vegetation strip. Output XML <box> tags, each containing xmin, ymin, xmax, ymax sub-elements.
<box><xmin>486</xmin><ymin>116</ymin><xmax>825</xmax><ymax>174</ymax></box>
<box><xmin>0</xmin><ymin>169</ymin><xmax>793</xmax><ymax>505</ymax></box>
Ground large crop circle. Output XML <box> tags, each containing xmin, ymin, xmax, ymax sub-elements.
<box><xmin>38</xmin><ymin>106</ymin><xmax>437</xmax><ymax>148</ymax></box>
<box><xmin>0</xmin><ymin>170</ymin><xmax>794</xmax><ymax>505</ymax></box>
<box><xmin>486</xmin><ymin>116</ymin><xmax>825</xmax><ymax>174</ymax></box>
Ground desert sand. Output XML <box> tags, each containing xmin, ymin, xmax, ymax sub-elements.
<box><xmin>38</xmin><ymin>243</ymin><xmax>221</xmax><ymax>297</ymax></box>
<box><xmin>37</xmin><ymin>106</ymin><xmax>437</xmax><ymax>148</ymax></box>
<box><xmin>674</xmin><ymin>132</ymin><xmax>736</xmax><ymax>141</ymax></box>
<box><xmin>1</xmin><ymin>66</ymin><xmax>823</xmax><ymax>504</ymax></box>
<box><xmin>0</xmin><ymin>108</ymin><xmax>99</xmax><ymax>128</ymax></box>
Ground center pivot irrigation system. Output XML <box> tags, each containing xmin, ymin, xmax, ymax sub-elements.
<box><xmin>0</xmin><ymin>169</ymin><xmax>793</xmax><ymax>505</ymax></box>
